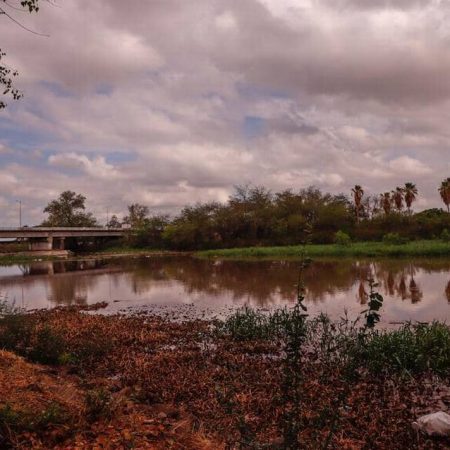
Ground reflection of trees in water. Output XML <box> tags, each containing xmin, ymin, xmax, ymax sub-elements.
<box><xmin>118</xmin><ymin>258</ymin><xmax>394</xmax><ymax>306</ymax></box>
<box><xmin>358</xmin><ymin>281</ymin><xmax>368</xmax><ymax>304</ymax></box>
<box><xmin>386</xmin><ymin>271</ymin><xmax>395</xmax><ymax>296</ymax></box>
<box><xmin>44</xmin><ymin>261</ymin><xmax>106</xmax><ymax>306</ymax></box>
<box><xmin>4</xmin><ymin>257</ymin><xmax>450</xmax><ymax>309</ymax></box>
<box><xmin>47</xmin><ymin>276</ymin><xmax>92</xmax><ymax>305</ymax></box>
<box><xmin>128</xmin><ymin>265</ymin><xmax>167</xmax><ymax>296</ymax></box>
<box><xmin>15</xmin><ymin>260</ymin><xmax>107</xmax><ymax>306</ymax></box>
<box><xmin>371</xmin><ymin>261</ymin><xmax>426</xmax><ymax>304</ymax></box>
<box><xmin>118</xmin><ymin>257</ymin><xmax>444</xmax><ymax>308</ymax></box>
<box><xmin>398</xmin><ymin>275</ymin><xmax>408</xmax><ymax>300</ymax></box>
<box><xmin>161</xmin><ymin>259</ymin><xmax>364</xmax><ymax>307</ymax></box>
<box><xmin>353</xmin><ymin>261</ymin><xmax>372</xmax><ymax>305</ymax></box>
<box><xmin>408</xmin><ymin>278</ymin><xmax>422</xmax><ymax>304</ymax></box>
<box><xmin>119</xmin><ymin>258</ymin><xmax>338</xmax><ymax>306</ymax></box>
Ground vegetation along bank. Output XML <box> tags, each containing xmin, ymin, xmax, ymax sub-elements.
<box><xmin>197</xmin><ymin>240</ymin><xmax>450</xmax><ymax>259</ymax></box>
<box><xmin>8</xmin><ymin>179</ymin><xmax>450</xmax><ymax>253</ymax></box>
<box><xmin>0</xmin><ymin>296</ymin><xmax>449</xmax><ymax>448</ymax></box>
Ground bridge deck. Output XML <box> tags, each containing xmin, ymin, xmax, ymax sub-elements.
<box><xmin>0</xmin><ymin>227</ymin><xmax>126</xmax><ymax>239</ymax></box>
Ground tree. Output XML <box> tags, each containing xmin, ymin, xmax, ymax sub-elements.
<box><xmin>0</xmin><ymin>0</ymin><xmax>45</xmax><ymax>108</ymax></box>
<box><xmin>351</xmin><ymin>185</ymin><xmax>364</xmax><ymax>222</ymax></box>
<box><xmin>42</xmin><ymin>191</ymin><xmax>98</xmax><ymax>227</ymax></box>
<box><xmin>439</xmin><ymin>178</ymin><xmax>450</xmax><ymax>212</ymax></box>
<box><xmin>107</xmin><ymin>215</ymin><xmax>121</xmax><ymax>228</ymax></box>
<box><xmin>404</xmin><ymin>182</ymin><xmax>418</xmax><ymax>214</ymax></box>
<box><xmin>123</xmin><ymin>204</ymin><xmax>149</xmax><ymax>228</ymax></box>
<box><xmin>392</xmin><ymin>187</ymin><xmax>404</xmax><ymax>212</ymax></box>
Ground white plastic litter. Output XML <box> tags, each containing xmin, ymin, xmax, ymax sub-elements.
<box><xmin>412</xmin><ymin>411</ymin><xmax>450</xmax><ymax>437</ymax></box>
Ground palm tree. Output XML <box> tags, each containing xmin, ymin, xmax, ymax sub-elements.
<box><xmin>392</xmin><ymin>187</ymin><xmax>404</xmax><ymax>212</ymax></box>
<box><xmin>404</xmin><ymin>182</ymin><xmax>418</xmax><ymax>214</ymax></box>
<box><xmin>380</xmin><ymin>192</ymin><xmax>392</xmax><ymax>215</ymax></box>
<box><xmin>351</xmin><ymin>185</ymin><xmax>364</xmax><ymax>222</ymax></box>
<box><xmin>438</xmin><ymin>178</ymin><xmax>450</xmax><ymax>212</ymax></box>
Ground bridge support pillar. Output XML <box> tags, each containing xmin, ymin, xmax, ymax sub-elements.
<box><xmin>53</xmin><ymin>237</ymin><xmax>65</xmax><ymax>250</ymax></box>
<box><xmin>28</xmin><ymin>237</ymin><xmax>53</xmax><ymax>251</ymax></box>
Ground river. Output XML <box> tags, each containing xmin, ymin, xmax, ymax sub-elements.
<box><xmin>0</xmin><ymin>255</ymin><xmax>449</xmax><ymax>324</ymax></box>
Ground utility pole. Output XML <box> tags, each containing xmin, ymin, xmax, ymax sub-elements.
<box><xmin>106</xmin><ymin>206</ymin><xmax>110</xmax><ymax>228</ymax></box>
<box><xmin>16</xmin><ymin>200</ymin><xmax>22</xmax><ymax>227</ymax></box>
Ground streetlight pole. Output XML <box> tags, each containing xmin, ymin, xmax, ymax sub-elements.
<box><xmin>16</xmin><ymin>200</ymin><xmax>22</xmax><ymax>228</ymax></box>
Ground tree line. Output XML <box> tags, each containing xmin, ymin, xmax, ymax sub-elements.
<box><xmin>40</xmin><ymin>179</ymin><xmax>450</xmax><ymax>250</ymax></box>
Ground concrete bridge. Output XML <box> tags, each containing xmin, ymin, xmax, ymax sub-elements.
<box><xmin>0</xmin><ymin>227</ymin><xmax>127</xmax><ymax>251</ymax></box>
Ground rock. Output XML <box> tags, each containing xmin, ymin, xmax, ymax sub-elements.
<box><xmin>412</xmin><ymin>411</ymin><xmax>450</xmax><ymax>437</ymax></box>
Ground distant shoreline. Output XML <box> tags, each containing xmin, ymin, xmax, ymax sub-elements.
<box><xmin>196</xmin><ymin>240</ymin><xmax>450</xmax><ymax>259</ymax></box>
<box><xmin>0</xmin><ymin>249</ymin><xmax>188</xmax><ymax>265</ymax></box>
<box><xmin>1</xmin><ymin>240</ymin><xmax>450</xmax><ymax>265</ymax></box>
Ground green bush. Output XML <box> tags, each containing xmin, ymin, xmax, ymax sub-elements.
<box><xmin>355</xmin><ymin>322</ymin><xmax>450</xmax><ymax>375</ymax></box>
<box><xmin>0</xmin><ymin>313</ymin><xmax>31</xmax><ymax>356</ymax></box>
<box><xmin>219</xmin><ymin>306</ymin><xmax>450</xmax><ymax>376</ymax></box>
<box><xmin>0</xmin><ymin>401</ymin><xmax>69</xmax><ymax>439</ymax></box>
<box><xmin>218</xmin><ymin>307</ymin><xmax>274</xmax><ymax>341</ymax></box>
<box><xmin>219</xmin><ymin>306</ymin><xmax>308</xmax><ymax>342</ymax></box>
<box><xmin>382</xmin><ymin>232</ymin><xmax>408</xmax><ymax>245</ymax></box>
<box><xmin>441</xmin><ymin>228</ymin><xmax>450</xmax><ymax>242</ymax></box>
<box><xmin>28</xmin><ymin>326</ymin><xmax>66</xmax><ymax>365</ymax></box>
<box><xmin>334</xmin><ymin>230</ymin><xmax>351</xmax><ymax>246</ymax></box>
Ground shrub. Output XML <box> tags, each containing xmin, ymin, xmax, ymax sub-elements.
<box><xmin>70</xmin><ymin>332</ymin><xmax>112</xmax><ymax>365</ymax></box>
<box><xmin>57</xmin><ymin>352</ymin><xmax>77</xmax><ymax>365</ymax></box>
<box><xmin>441</xmin><ymin>228</ymin><xmax>450</xmax><ymax>242</ymax></box>
<box><xmin>218</xmin><ymin>307</ymin><xmax>274</xmax><ymax>341</ymax></box>
<box><xmin>0</xmin><ymin>313</ymin><xmax>31</xmax><ymax>356</ymax></box>
<box><xmin>354</xmin><ymin>322</ymin><xmax>450</xmax><ymax>375</ymax></box>
<box><xmin>85</xmin><ymin>388</ymin><xmax>115</xmax><ymax>421</ymax></box>
<box><xmin>32</xmin><ymin>402</ymin><xmax>69</xmax><ymax>429</ymax></box>
<box><xmin>334</xmin><ymin>230</ymin><xmax>351</xmax><ymax>246</ymax></box>
<box><xmin>219</xmin><ymin>306</ymin><xmax>308</xmax><ymax>342</ymax></box>
<box><xmin>28</xmin><ymin>326</ymin><xmax>66</xmax><ymax>365</ymax></box>
<box><xmin>382</xmin><ymin>232</ymin><xmax>408</xmax><ymax>245</ymax></box>
<box><xmin>0</xmin><ymin>401</ymin><xmax>69</xmax><ymax>444</ymax></box>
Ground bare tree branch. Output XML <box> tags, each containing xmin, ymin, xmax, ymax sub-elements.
<box><xmin>0</xmin><ymin>6</ymin><xmax>49</xmax><ymax>36</ymax></box>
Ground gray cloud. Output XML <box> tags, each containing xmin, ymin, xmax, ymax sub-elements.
<box><xmin>319</xmin><ymin>0</ymin><xmax>435</xmax><ymax>11</ymax></box>
<box><xmin>0</xmin><ymin>0</ymin><xmax>449</xmax><ymax>225</ymax></box>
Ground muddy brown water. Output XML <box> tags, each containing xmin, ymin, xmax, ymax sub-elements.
<box><xmin>0</xmin><ymin>255</ymin><xmax>449</xmax><ymax>324</ymax></box>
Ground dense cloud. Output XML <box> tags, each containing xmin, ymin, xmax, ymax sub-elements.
<box><xmin>0</xmin><ymin>0</ymin><xmax>448</xmax><ymax>225</ymax></box>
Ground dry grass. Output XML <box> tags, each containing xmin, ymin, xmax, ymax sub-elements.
<box><xmin>0</xmin><ymin>309</ymin><xmax>449</xmax><ymax>448</ymax></box>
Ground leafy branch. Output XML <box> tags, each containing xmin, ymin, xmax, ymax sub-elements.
<box><xmin>0</xmin><ymin>0</ymin><xmax>50</xmax><ymax>109</ymax></box>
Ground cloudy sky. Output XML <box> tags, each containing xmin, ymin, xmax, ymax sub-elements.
<box><xmin>0</xmin><ymin>0</ymin><xmax>449</xmax><ymax>226</ymax></box>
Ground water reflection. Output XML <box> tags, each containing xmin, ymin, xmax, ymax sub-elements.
<box><xmin>0</xmin><ymin>256</ymin><xmax>449</xmax><ymax>323</ymax></box>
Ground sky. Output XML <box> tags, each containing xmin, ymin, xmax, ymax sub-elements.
<box><xmin>0</xmin><ymin>0</ymin><xmax>449</xmax><ymax>226</ymax></box>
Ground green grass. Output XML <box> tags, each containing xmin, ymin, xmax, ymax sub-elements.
<box><xmin>219</xmin><ymin>307</ymin><xmax>450</xmax><ymax>375</ymax></box>
<box><xmin>357</xmin><ymin>322</ymin><xmax>450</xmax><ymax>375</ymax></box>
<box><xmin>89</xmin><ymin>246</ymin><xmax>165</xmax><ymax>255</ymax></box>
<box><xmin>0</xmin><ymin>247</ymin><xmax>184</xmax><ymax>265</ymax></box>
<box><xmin>216</xmin><ymin>306</ymin><xmax>308</xmax><ymax>341</ymax></box>
<box><xmin>0</xmin><ymin>254</ymin><xmax>57</xmax><ymax>265</ymax></box>
<box><xmin>197</xmin><ymin>240</ymin><xmax>450</xmax><ymax>259</ymax></box>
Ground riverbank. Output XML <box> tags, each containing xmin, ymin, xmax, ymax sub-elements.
<box><xmin>197</xmin><ymin>240</ymin><xmax>450</xmax><ymax>259</ymax></box>
<box><xmin>0</xmin><ymin>253</ymin><xmax>64</xmax><ymax>265</ymax></box>
<box><xmin>0</xmin><ymin>248</ymin><xmax>186</xmax><ymax>265</ymax></box>
<box><xmin>0</xmin><ymin>305</ymin><xmax>449</xmax><ymax>448</ymax></box>
<box><xmin>2</xmin><ymin>240</ymin><xmax>450</xmax><ymax>265</ymax></box>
